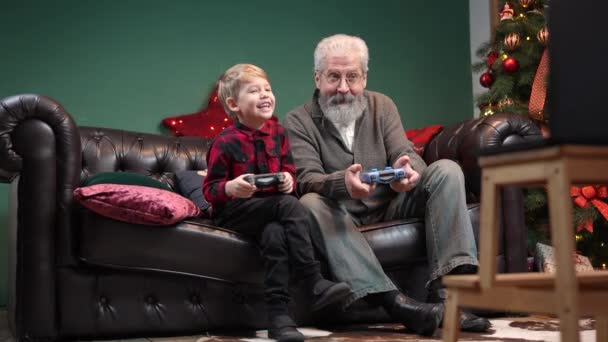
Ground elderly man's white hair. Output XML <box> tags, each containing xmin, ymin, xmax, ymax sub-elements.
<box><xmin>314</xmin><ymin>34</ymin><xmax>369</xmax><ymax>73</ymax></box>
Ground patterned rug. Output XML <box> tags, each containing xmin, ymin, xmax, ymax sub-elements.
<box><xmin>196</xmin><ymin>316</ymin><xmax>596</xmax><ymax>342</ymax></box>
<box><xmin>0</xmin><ymin>311</ymin><xmax>597</xmax><ymax>341</ymax></box>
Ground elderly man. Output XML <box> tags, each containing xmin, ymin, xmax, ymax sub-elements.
<box><xmin>283</xmin><ymin>34</ymin><xmax>491</xmax><ymax>336</ymax></box>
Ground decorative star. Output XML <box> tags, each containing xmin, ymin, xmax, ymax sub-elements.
<box><xmin>162</xmin><ymin>86</ymin><xmax>233</xmax><ymax>138</ymax></box>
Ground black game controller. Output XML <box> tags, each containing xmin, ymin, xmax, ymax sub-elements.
<box><xmin>244</xmin><ymin>172</ymin><xmax>286</xmax><ymax>188</ymax></box>
<box><xmin>360</xmin><ymin>167</ymin><xmax>407</xmax><ymax>184</ymax></box>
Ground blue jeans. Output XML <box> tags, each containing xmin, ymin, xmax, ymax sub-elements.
<box><xmin>300</xmin><ymin>159</ymin><xmax>479</xmax><ymax>308</ymax></box>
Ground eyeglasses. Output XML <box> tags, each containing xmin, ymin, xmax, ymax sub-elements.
<box><xmin>323</xmin><ymin>71</ymin><xmax>365</xmax><ymax>86</ymax></box>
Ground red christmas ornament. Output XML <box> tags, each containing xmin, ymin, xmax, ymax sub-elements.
<box><xmin>502</xmin><ymin>57</ymin><xmax>519</xmax><ymax>73</ymax></box>
<box><xmin>161</xmin><ymin>86</ymin><xmax>234</xmax><ymax>139</ymax></box>
<box><xmin>487</xmin><ymin>51</ymin><xmax>499</xmax><ymax>68</ymax></box>
<box><xmin>479</xmin><ymin>71</ymin><xmax>495</xmax><ymax>88</ymax></box>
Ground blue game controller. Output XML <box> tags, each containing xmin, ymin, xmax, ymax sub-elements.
<box><xmin>360</xmin><ymin>167</ymin><xmax>407</xmax><ymax>184</ymax></box>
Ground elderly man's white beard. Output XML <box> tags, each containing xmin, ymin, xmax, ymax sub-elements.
<box><xmin>318</xmin><ymin>93</ymin><xmax>367</xmax><ymax>126</ymax></box>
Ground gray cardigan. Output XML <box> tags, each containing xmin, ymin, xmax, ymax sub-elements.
<box><xmin>283</xmin><ymin>90</ymin><xmax>426</xmax><ymax>216</ymax></box>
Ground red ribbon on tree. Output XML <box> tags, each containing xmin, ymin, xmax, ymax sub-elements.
<box><xmin>528</xmin><ymin>49</ymin><xmax>549</xmax><ymax>122</ymax></box>
<box><xmin>569</xmin><ymin>185</ymin><xmax>608</xmax><ymax>233</ymax></box>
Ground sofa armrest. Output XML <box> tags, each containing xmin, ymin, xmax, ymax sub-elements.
<box><xmin>0</xmin><ymin>94</ymin><xmax>81</xmax><ymax>339</ymax></box>
<box><xmin>423</xmin><ymin>112</ymin><xmax>542</xmax><ymax>199</ymax></box>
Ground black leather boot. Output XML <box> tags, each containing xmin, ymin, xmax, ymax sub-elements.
<box><xmin>386</xmin><ymin>293</ymin><xmax>444</xmax><ymax>336</ymax></box>
<box><xmin>310</xmin><ymin>279</ymin><xmax>352</xmax><ymax>311</ymax></box>
<box><xmin>268</xmin><ymin>314</ymin><xmax>305</xmax><ymax>342</ymax></box>
<box><xmin>428</xmin><ymin>287</ymin><xmax>492</xmax><ymax>332</ymax></box>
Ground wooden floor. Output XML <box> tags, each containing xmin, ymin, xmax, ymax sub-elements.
<box><xmin>0</xmin><ymin>309</ymin><xmax>598</xmax><ymax>341</ymax></box>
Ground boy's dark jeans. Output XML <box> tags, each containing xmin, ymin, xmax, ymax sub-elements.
<box><xmin>215</xmin><ymin>194</ymin><xmax>320</xmax><ymax>304</ymax></box>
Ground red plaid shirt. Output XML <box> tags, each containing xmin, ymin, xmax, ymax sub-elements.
<box><xmin>203</xmin><ymin>117</ymin><xmax>296</xmax><ymax>210</ymax></box>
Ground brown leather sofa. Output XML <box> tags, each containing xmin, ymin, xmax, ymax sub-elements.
<box><xmin>0</xmin><ymin>94</ymin><xmax>542</xmax><ymax>341</ymax></box>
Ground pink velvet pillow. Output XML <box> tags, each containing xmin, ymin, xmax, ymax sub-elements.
<box><xmin>73</xmin><ymin>184</ymin><xmax>200</xmax><ymax>225</ymax></box>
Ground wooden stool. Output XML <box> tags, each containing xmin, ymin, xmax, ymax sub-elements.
<box><xmin>442</xmin><ymin>145</ymin><xmax>608</xmax><ymax>342</ymax></box>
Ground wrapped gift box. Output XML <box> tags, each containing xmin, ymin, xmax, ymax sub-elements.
<box><xmin>535</xmin><ymin>242</ymin><xmax>594</xmax><ymax>273</ymax></box>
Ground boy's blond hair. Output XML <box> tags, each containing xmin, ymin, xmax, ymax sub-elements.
<box><xmin>218</xmin><ymin>64</ymin><xmax>269</xmax><ymax>120</ymax></box>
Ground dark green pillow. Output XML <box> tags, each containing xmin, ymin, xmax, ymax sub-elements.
<box><xmin>82</xmin><ymin>172</ymin><xmax>173</xmax><ymax>192</ymax></box>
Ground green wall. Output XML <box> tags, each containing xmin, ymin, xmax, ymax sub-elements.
<box><xmin>0</xmin><ymin>0</ymin><xmax>472</xmax><ymax>307</ymax></box>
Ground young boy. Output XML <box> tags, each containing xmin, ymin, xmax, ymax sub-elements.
<box><xmin>203</xmin><ymin>64</ymin><xmax>351</xmax><ymax>342</ymax></box>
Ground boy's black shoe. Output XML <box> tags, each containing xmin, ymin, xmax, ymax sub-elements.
<box><xmin>310</xmin><ymin>279</ymin><xmax>352</xmax><ymax>311</ymax></box>
<box><xmin>268</xmin><ymin>314</ymin><xmax>304</xmax><ymax>342</ymax></box>
<box><xmin>388</xmin><ymin>293</ymin><xmax>444</xmax><ymax>337</ymax></box>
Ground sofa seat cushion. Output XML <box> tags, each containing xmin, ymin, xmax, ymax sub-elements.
<box><xmin>78</xmin><ymin>211</ymin><xmax>265</xmax><ymax>284</ymax></box>
<box><xmin>78</xmin><ymin>204</ymin><xmax>485</xmax><ymax>285</ymax></box>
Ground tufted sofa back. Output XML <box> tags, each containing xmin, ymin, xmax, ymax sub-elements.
<box><xmin>79</xmin><ymin>127</ymin><xmax>211</xmax><ymax>190</ymax></box>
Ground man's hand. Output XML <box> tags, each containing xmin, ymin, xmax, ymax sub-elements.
<box><xmin>278</xmin><ymin>172</ymin><xmax>294</xmax><ymax>193</ymax></box>
<box><xmin>345</xmin><ymin>164</ymin><xmax>376</xmax><ymax>199</ymax></box>
<box><xmin>225</xmin><ymin>174</ymin><xmax>257</xmax><ymax>198</ymax></box>
<box><xmin>389</xmin><ymin>155</ymin><xmax>420</xmax><ymax>193</ymax></box>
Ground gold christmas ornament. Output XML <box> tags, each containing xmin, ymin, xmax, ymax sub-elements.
<box><xmin>504</xmin><ymin>33</ymin><xmax>521</xmax><ymax>51</ymax></box>
<box><xmin>480</xmin><ymin>103</ymin><xmax>495</xmax><ymax>117</ymax></box>
<box><xmin>498</xmin><ymin>97</ymin><xmax>515</xmax><ymax>109</ymax></box>
<box><xmin>537</xmin><ymin>26</ymin><xmax>549</xmax><ymax>46</ymax></box>
<box><xmin>519</xmin><ymin>0</ymin><xmax>535</xmax><ymax>8</ymax></box>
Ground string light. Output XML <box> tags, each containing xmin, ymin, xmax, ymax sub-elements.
<box><xmin>526</xmin><ymin>36</ymin><xmax>531</xmax><ymax>41</ymax></box>
<box><xmin>576</xmin><ymin>234</ymin><xmax>583</xmax><ymax>242</ymax></box>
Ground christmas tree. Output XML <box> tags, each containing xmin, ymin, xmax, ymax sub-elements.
<box><xmin>473</xmin><ymin>0</ymin><xmax>548</xmax><ymax>119</ymax></box>
<box><xmin>474</xmin><ymin>0</ymin><xmax>608</xmax><ymax>269</ymax></box>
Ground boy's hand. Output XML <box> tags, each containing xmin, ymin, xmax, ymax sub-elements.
<box><xmin>389</xmin><ymin>155</ymin><xmax>420</xmax><ymax>193</ymax></box>
<box><xmin>278</xmin><ymin>172</ymin><xmax>294</xmax><ymax>193</ymax></box>
<box><xmin>345</xmin><ymin>164</ymin><xmax>375</xmax><ymax>199</ymax></box>
<box><xmin>225</xmin><ymin>174</ymin><xmax>257</xmax><ymax>198</ymax></box>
